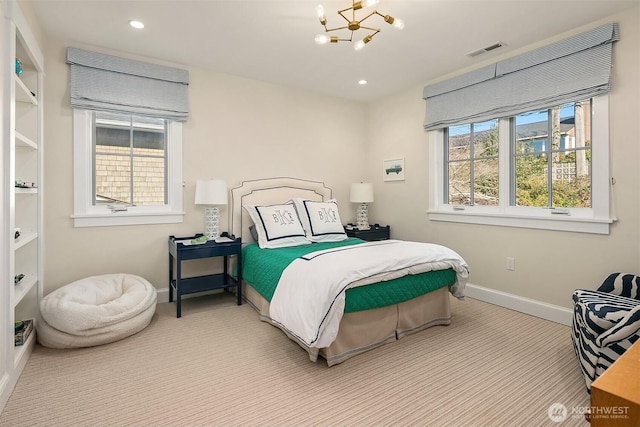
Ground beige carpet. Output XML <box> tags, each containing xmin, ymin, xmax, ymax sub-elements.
<box><xmin>0</xmin><ymin>294</ymin><xmax>590</xmax><ymax>426</ymax></box>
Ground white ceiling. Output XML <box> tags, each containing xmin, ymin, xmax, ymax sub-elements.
<box><xmin>27</xmin><ymin>0</ymin><xmax>638</xmax><ymax>102</ymax></box>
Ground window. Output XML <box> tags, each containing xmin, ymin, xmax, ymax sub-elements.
<box><xmin>73</xmin><ymin>109</ymin><xmax>184</xmax><ymax>227</ymax></box>
<box><xmin>429</xmin><ymin>96</ymin><xmax>611</xmax><ymax>234</ymax></box>
<box><xmin>94</xmin><ymin>112</ymin><xmax>167</xmax><ymax>206</ymax></box>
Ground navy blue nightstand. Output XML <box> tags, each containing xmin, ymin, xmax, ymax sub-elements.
<box><xmin>168</xmin><ymin>233</ymin><xmax>242</xmax><ymax>318</ymax></box>
<box><xmin>344</xmin><ymin>224</ymin><xmax>390</xmax><ymax>241</ymax></box>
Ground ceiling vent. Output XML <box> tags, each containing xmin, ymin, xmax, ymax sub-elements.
<box><xmin>466</xmin><ymin>41</ymin><xmax>504</xmax><ymax>58</ymax></box>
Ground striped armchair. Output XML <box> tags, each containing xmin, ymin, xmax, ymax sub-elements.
<box><xmin>571</xmin><ymin>273</ymin><xmax>640</xmax><ymax>391</ymax></box>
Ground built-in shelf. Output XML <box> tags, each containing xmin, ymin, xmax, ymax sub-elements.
<box><xmin>13</xmin><ymin>74</ymin><xmax>37</xmax><ymax>105</ymax></box>
<box><xmin>13</xmin><ymin>231</ymin><xmax>37</xmax><ymax>250</ymax></box>
<box><xmin>13</xmin><ymin>331</ymin><xmax>35</xmax><ymax>365</ymax></box>
<box><xmin>15</xmin><ymin>131</ymin><xmax>37</xmax><ymax>149</ymax></box>
<box><xmin>13</xmin><ymin>274</ymin><xmax>37</xmax><ymax>307</ymax></box>
<box><xmin>15</xmin><ymin>187</ymin><xmax>38</xmax><ymax>195</ymax></box>
<box><xmin>2</xmin><ymin>0</ymin><xmax>44</xmax><ymax>412</ymax></box>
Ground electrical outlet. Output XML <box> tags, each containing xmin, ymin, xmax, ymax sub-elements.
<box><xmin>506</xmin><ymin>257</ymin><xmax>515</xmax><ymax>271</ymax></box>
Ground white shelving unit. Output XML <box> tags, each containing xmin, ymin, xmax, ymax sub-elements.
<box><xmin>1</xmin><ymin>0</ymin><xmax>44</xmax><ymax>411</ymax></box>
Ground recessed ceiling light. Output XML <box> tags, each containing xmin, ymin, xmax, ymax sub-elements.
<box><xmin>129</xmin><ymin>20</ymin><xmax>144</xmax><ymax>29</ymax></box>
<box><xmin>358</xmin><ymin>79</ymin><xmax>368</xmax><ymax>85</ymax></box>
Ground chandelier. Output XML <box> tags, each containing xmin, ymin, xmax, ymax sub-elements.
<box><xmin>314</xmin><ymin>0</ymin><xmax>404</xmax><ymax>51</ymax></box>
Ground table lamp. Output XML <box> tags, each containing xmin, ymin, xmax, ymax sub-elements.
<box><xmin>195</xmin><ymin>179</ymin><xmax>228</xmax><ymax>239</ymax></box>
<box><xmin>350</xmin><ymin>182</ymin><xmax>374</xmax><ymax>230</ymax></box>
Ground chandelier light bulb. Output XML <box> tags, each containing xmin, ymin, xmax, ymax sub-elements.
<box><xmin>354</xmin><ymin>39</ymin><xmax>366</xmax><ymax>51</ymax></box>
<box><xmin>315</xmin><ymin>34</ymin><xmax>331</xmax><ymax>45</ymax></box>
<box><xmin>363</xmin><ymin>0</ymin><xmax>379</xmax><ymax>7</ymax></box>
<box><xmin>393</xmin><ymin>18</ymin><xmax>405</xmax><ymax>30</ymax></box>
<box><xmin>316</xmin><ymin>4</ymin><xmax>325</xmax><ymax>19</ymax></box>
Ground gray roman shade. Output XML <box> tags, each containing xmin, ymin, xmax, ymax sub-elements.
<box><xmin>422</xmin><ymin>23</ymin><xmax>619</xmax><ymax>131</ymax></box>
<box><xmin>66</xmin><ymin>47</ymin><xmax>189</xmax><ymax>121</ymax></box>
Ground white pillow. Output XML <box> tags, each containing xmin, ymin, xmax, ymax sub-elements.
<box><xmin>243</xmin><ymin>203</ymin><xmax>311</xmax><ymax>249</ymax></box>
<box><xmin>292</xmin><ymin>198</ymin><xmax>347</xmax><ymax>242</ymax></box>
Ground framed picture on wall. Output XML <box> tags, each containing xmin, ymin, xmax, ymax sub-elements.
<box><xmin>383</xmin><ymin>157</ymin><xmax>405</xmax><ymax>181</ymax></box>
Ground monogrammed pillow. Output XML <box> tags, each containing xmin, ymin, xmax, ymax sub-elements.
<box><xmin>292</xmin><ymin>198</ymin><xmax>347</xmax><ymax>243</ymax></box>
<box><xmin>244</xmin><ymin>203</ymin><xmax>311</xmax><ymax>249</ymax></box>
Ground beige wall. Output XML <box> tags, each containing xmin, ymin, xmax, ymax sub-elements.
<box><xmin>366</xmin><ymin>7</ymin><xmax>640</xmax><ymax>309</ymax></box>
<box><xmin>42</xmin><ymin>40</ymin><xmax>367</xmax><ymax>292</ymax></box>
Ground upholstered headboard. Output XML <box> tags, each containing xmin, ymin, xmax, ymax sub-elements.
<box><xmin>230</xmin><ymin>177</ymin><xmax>333</xmax><ymax>243</ymax></box>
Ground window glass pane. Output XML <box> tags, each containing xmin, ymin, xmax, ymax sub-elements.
<box><xmin>133</xmin><ymin>156</ymin><xmax>166</xmax><ymax>205</ymax></box>
<box><xmin>473</xmin><ymin>120</ymin><xmax>499</xmax><ymax>158</ymax></box>
<box><xmin>474</xmin><ymin>158</ymin><xmax>499</xmax><ymax>206</ymax></box>
<box><xmin>95</xmin><ymin>153</ymin><xmax>131</xmax><ymax>204</ymax></box>
<box><xmin>448</xmin><ymin>161</ymin><xmax>470</xmax><ymax>205</ymax></box>
<box><xmin>448</xmin><ymin>124</ymin><xmax>471</xmax><ymax>161</ymax></box>
<box><xmin>552</xmin><ymin>160</ymin><xmax>591</xmax><ymax>207</ymax></box>
<box><xmin>132</xmin><ymin>116</ymin><xmax>166</xmax><ymax>151</ymax></box>
<box><xmin>94</xmin><ymin>112</ymin><xmax>167</xmax><ymax>206</ymax></box>
<box><xmin>515</xmin><ymin>109</ymin><xmax>549</xmax><ymax>154</ymax></box>
<box><xmin>515</xmin><ymin>154</ymin><xmax>548</xmax><ymax>207</ymax></box>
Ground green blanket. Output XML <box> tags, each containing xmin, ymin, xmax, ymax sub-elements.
<box><xmin>242</xmin><ymin>239</ymin><xmax>455</xmax><ymax>313</ymax></box>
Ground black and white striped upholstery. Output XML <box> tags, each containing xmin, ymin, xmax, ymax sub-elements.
<box><xmin>572</xmin><ymin>273</ymin><xmax>640</xmax><ymax>391</ymax></box>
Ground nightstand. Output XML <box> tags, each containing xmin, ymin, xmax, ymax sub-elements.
<box><xmin>344</xmin><ymin>224</ymin><xmax>390</xmax><ymax>241</ymax></box>
<box><xmin>168</xmin><ymin>233</ymin><xmax>242</xmax><ymax>318</ymax></box>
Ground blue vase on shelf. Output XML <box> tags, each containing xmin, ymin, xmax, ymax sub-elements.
<box><xmin>15</xmin><ymin>58</ymin><xmax>23</xmax><ymax>75</ymax></box>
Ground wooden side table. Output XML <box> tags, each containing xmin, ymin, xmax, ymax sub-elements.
<box><xmin>168</xmin><ymin>233</ymin><xmax>242</xmax><ymax>318</ymax></box>
<box><xmin>590</xmin><ymin>340</ymin><xmax>640</xmax><ymax>426</ymax></box>
<box><xmin>344</xmin><ymin>224</ymin><xmax>390</xmax><ymax>241</ymax></box>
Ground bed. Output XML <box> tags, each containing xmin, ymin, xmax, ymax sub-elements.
<box><xmin>231</xmin><ymin>177</ymin><xmax>468</xmax><ymax>366</ymax></box>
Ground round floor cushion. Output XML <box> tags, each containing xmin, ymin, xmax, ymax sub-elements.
<box><xmin>37</xmin><ymin>273</ymin><xmax>157</xmax><ymax>349</ymax></box>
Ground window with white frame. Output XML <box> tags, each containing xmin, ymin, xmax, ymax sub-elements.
<box><xmin>73</xmin><ymin>109</ymin><xmax>184</xmax><ymax>227</ymax></box>
<box><xmin>429</xmin><ymin>95</ymin><xmax>610</xmax><ymax>234</ymax></box>
<box><xmin>423</xmin><ymin>23</ymin><xmax>618</xmax><ymax>234</ymax></box>
<box><xmin>66</xmin><ymin>47</ymin><xmax>188</xmax><ymax>227</ymax></box>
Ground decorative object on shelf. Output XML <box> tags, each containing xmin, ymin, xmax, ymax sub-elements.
<box><xmin>314</xmin><ymin>0</ymin><xmax>404</xmax><ymax>50</ymax></box>
<box><xmin>189</xmin><ymin>235</ymin><xmax>208</xmax><ymax>245</ymax></box>
<box><xmin>350</xmin><ymin>182</ymin><xmax>374</xmax><ymax>230</ymax></box>
<box><xmin>195</xmin><ymin>179</ymin><xmax>228</xmax><ymax>240</ymax></box>
<box><xmin>15</xmin><ymin>58</ymin><xmax>23</xmax><ymax>75</ymax></box>
<box><xmin>15</xmin><ymin>319</ymin><xmax>33</xmax><ymax>346</ymax></box>
<box><xmin>383</xmin><ymin>157</ymin><xmax>405</xmax><ymax>181</ymax></box>
<box><xmin>14</xmin><ymin>274</ymin><xmax>25</xmax><ymax>285</ymax></box>
<box><xmin>15</xmin><ymin>180</ymin><xmax>37</xmax><ymax>188</ymax></box>
<box><xmin>14</xmin><ymin>228</ymin><xmax>21</xmax><ymax>240</ymax></box>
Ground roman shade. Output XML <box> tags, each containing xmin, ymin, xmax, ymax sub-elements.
<box><xmin>66</xmin><ymin>47</ymin><xmax>189</xmax><ymax>121</ymax></box>
<box><xmin>423</xmin><ymin>23</ymin><xmax>619</xmax><ymax>131</ymax></box>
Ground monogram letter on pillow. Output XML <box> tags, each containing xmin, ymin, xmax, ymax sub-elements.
<box><xmin>292</xmin><ymin>198</ymin><xmax>347</xmax><ymax>242</ymax></box>
<box><xmin>244</xmin><ymin>203</ymin><xmax>311</xmax><ymax>249</ymax></box>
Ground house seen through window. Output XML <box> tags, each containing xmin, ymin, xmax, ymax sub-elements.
<box><xmin>94</xmin><ymin>112</ymin><xmax>167</xmax><ymax>206</ymax></box>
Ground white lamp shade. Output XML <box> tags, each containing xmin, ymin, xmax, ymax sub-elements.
<box><xmin>195</xmin><ymin>179</ymin><xmax>228</xmax><ymax>205</ymax></box>
<box><xmin>350</xmin><ymin>183</ymin><xmax>374</xmax><ymax>203</ymax></box>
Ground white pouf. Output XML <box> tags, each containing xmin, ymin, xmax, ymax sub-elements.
<box><xmin>37</xmin><ymin>273</ymin><xmax>157</xmax><ymax>349</ymax></box>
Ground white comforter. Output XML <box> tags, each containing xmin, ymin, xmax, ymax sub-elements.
<box><xmin>269</xmin><ymin>240</ymin><xmax>469</xmax><ymax>349</ymax></box>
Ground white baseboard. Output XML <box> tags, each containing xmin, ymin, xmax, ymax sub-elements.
<box><xmin>157</xmin><ymin>288</ymin><xmax>169</xmax><ymax>304</ymax></box>
<box><xmin>156</xmin><ymin>283</ymin><xmax>574</xmax><ymax>326</ymax></box>
<box><xmin>465</xmin><ymin>283</ymin><xmax>573</xmax><ymax>326</ymax></box>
